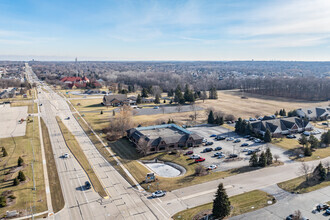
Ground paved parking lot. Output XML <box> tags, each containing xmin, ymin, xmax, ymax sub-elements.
<box><xmin>0</xmin><ymin>104</ymin><xmax>28</xmax><ymax>138</ymax></box>
<box><xmin>187</xmin><ymin>126</ymin><xmax>292</xmax><ymax>171</ymax></box>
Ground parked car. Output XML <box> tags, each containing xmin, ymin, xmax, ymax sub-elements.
<box><xmin>326</xmin><ymin>208</ymin><xmax>330</xmax><ymax>215</ymax></box>
<box><xmin>316</xmin><ymin>203</ymin><xmax>329</xmax><ymax>211</ymax></box>
<box><xmin>153</xmin><ymin>106</ymin><xmax>159</xmax><ymax>109</ymax></box>
<box><xmin>202</xmin><ymin>138</ymin><xmax>207</xmax><ymax>143</ymax></box>
<box><xmin>233</xmin><ymin>139</ymin><xmax>241</xmax><ymax>143</ymax></box>
<box><xmin>217</xmin><ymin>154</ymin><xmax>225</xmax><ymax>159</ymax></box>
<box><xmin>241</xmin><ymin>143</ymin><xmax>249</xmax><ymax>147</ymax></box>
<box><xmin>202</xmin><ymin>148</ymin><xmax>213</xmax><ymax>153</ymax></box>
<box><xmin>214</xmin><ymin>146</ymin><xmax>222</xmax><ymax>151</ymax></box>
<box><xmin>213</xmin><ymin>152</ymin><xmax>223</xmax><ymax>157</ymax></box>
<box><xmin>205</xmin><ymin>141</ymin><xmax>214</xmax><ymax>146</ymax></box>
<box><xmin>85</xmin><ymin>181</ymin><xmax>91</xmax><ymax>189</ymax></box>
<box><xmin>242</xmin><ymin>148</ymin><xmax>249</xmax><ymax>152</ymax></box>
<box><xmin>195</xmin><ymin>157</ymin><xmax>205</xmax><ymax>163</ymax></box>
<box><xmin>39</xmin><ymin>103</ymin><xmax>42</xmax><ymax>106</ymax></box>
<box><xmin>210</xmin><ymin>134</ymin><xmax>217</xmax><ymax>137</ymax></box>
<box><xmin>303</xmin><ymin>131</ymin><xmax>310</xmax><ymax>136</ymax></box>
<box><xmin>286</xmin><ymin>134</ymin><xmax>296</xmax><ymax>139</ymax></box>
<box><xmin>311</xmin><ymin>130</ymin><xmax>321</xmax><ymax>135</ymax></box>
<box><xmin>184</xmin><ymin>151</ymin><xmax>193</xmax><ymax>155</ymax></box>
<box><xmin>322</xmin><ymin>122</ymin><xmax>328</xmax><ymax>126</ymax></box>
<box><xmin>215</xmin><ymin>136</ymin><xmax>226</xmax><ymax>140</ymax></box>
<box><xmin>254</xmin><ymin>138</ymin><xmax>261</xmax><ymax>143</ymax></box>
<box><xmin>207</xmin><ymin>165</ymin><xmax>218</xmax><ymax>170</ymax></box>
<box><xmin>226</xmin><ymin>137</ymin><xmax>234</xmax><ymax>141</ymax></box>
<box><xmin>229</xmin><ymin>154</ymin><xmax>238</xmax><ymax>158</ymax></box>
<box><xmin>249</xmin><ymin>136</ymin><xmax>255</xmax><ymax>140</ymax></box>
<box><xmin>244</xmin><ymin>135</ymin><xmax>250</xmax><ymax>138</ymax></box>
<box><xmin>152</xmin><ymin>190</ymin><xmax>166</xmax><ymax>198</ymax></box>
<box><xmin>63</xmin><ymin>153</ymin><xmax>69</xmax><ymax>158</ymax></box>
<box><xmin>190</xmin><ymin>154</ymin><xmax>201</xmax><ymax>159</ymax></box>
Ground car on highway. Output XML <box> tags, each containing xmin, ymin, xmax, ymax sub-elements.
<box><xmin>153</xmin><ymin>106</ymin><xmax>159</xmax><ymax>109</ymax></box>
<box><xmin>184</xmin><ymin>151</ymin><xmax>193</xmax><ymax>155</ymax></box>
<box><xmin>85</xmin><ymin>181</ymin><xmax>91</xmax><ymax>189</ymax></box>
<box><xmin>233</xmin><ymin>139</ymin><xmax>241</xmax><ymax>143</ymax></box>
<box><xmin>66</xmin><ymin>117</ymin><xmax>70</xmax><ymax>120</ymax></box>
<box><xmin>152</xmin><ymin>190</ymin><xmax>166</xmax><ymax>198</ymax></box>
<box><xmin>286</xmin><ymin>134</ymin><xmax>296</xmax><ymax>139</ymax></box>
<box><xmin>226</xmin><ymin>137</ymin><xmax>234</xmax><ymax>141</ymax></box>
<box><xmin>207</xmin><ymin>165</ymin><xmax>218</xmax><ymax>170</ymax></box>
<box><xmin>195</xmin><ymin>157</ymin><xmax>205</xmax><ymax>163</ymax></box>
<box><xmin>240</xmin><ymin>143</ymin><xmax>249</xmax><ymax>147</ymax></box>
<box><xmin>202</xmin><ymin>148</ymin><xmax>213</xmax><ymax>153</ymax></box>
<box><xmin>210</xmin><ymin>134</ymin><xmax>217</xmax><ymax>137</ymax></box>
<box><xmin>214</xmin><ymin>146</ymin><xmax>222</xmax><ymax>151</ymax></box>
<box><xmin>190</xmin><ymin>154</ymin><xmax>201</xmax><ymax>159</ymax></box>
<box><xmin>215</xmin><ymin>136</ymin><xmax>226</xmax><ymax>140</ymax></box>
<box><xmin>205</xmin><ymin>141</ymin><xmax>214</xmax><ymax>146</ymax></box>
<box><xmin>254</xmin><ymin>138</ymin><xmax>261</xmax><ymax>143</ymax></box>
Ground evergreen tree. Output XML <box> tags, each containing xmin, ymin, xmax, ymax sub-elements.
<box><xmin>304</xmin><ymin>146</ymin><xmax>312</xmax><ymax>157</ymax></box>
<box><xmin>258</xmin><ymin>152</ymin><xmax>267</xmax><ymax>167</ymax></box>
<box><xmin>0</xmin><ymin>195</ymin><xmax>6</xmax><ymax>207</ymax></box>
<box><xmin>212</xmin><ymin>183</ymin><xmax>231</xmax><ymax>219</ymax></box>
<box><xmin>235</xmin><ymin>118</ymin><xmax>242</xmax><ymax>133</ymax></box>
<box><xmin>275</xmin><ymin>111</ymin><xmax>279</xmax><ymax>116</ymax></box>
<box><xmin>174</xmin><ymin>85</ymin><xmax>184</xmax><ymax>104</ymax></box>
<box><xmin>136</xmin><ymin>94</ymin><xmax>142</xmax><ymax>104</ymax></box>
<box><xmin>184</xmin><ymin>84</ymin><xmax>190</xmax><ymax>102</ymax></box>
<box><xmin>154</xmin><ymin>94</ymin><xmax>160</xmax><ymax>104</ymax></box>
<box><xmin>167</xmin><ymin>119</ymin><xmax>172</xmax><ymax>124</ymax></box>
<box><xmin>308</xmin><ymin>135</ymin><xmax>319</xmax><ymax>149</ymax></box>
<box><xmin>265</xmin><ymin>147</ymin><xmax>273</xmax><ymax>165</ymax></box>
<box><xmin>215</xmin><ymin>116</ymin><xmax>224</xmax><ymax>125</ymax></box>
<box><xmin>299</xmin><ymin>135</ymin><xmax>308</xmax><ymax>147</ymax></box>
<box><xmin>141</xmin><ymin>88</ymin><xmax>148</xmax><ymax>98</ymax></box>
<box><xmin>167</xmin><ymin>89</ymin><xmax>174</xmax><ymax>97</ymax></box>
<box><xmin>320</xmin><ymin>130</ymin><xmax>330</xmax><ymax>147</ymax></box>
<box><xmin>17</xmin><ymin>157</ymin><xmax>23</xmax><ymax>167</ymax></box>
<box><xmin>240</xmin><ymin>120</ymin><xmax>247</xmax><ymax>135</ymax></box>
<box><xmin>249</xmin><ymin>152</ymin><xmax>259</xmax><ymax>167</ymax></box>
<box><xmin>13</xmin><ymin>177</ymin><xmax>19</xmax><ymax>186</ymax></box>
<box><xmin>100</xmin><ymin>110</ymin><xmax>103</xmax><ymax>115</ymax></box>
<box><xmin>313</xmin><ymin>162</ymin><xmax>327</xmax><ymax>181</ymax></box>
<box><xmin>18</xmin><ymin>171</ymin><xmax>26</xmax><ymax>182</ymax></box>
<box><xmin>282</xmin><ymin>109</ymin><xmax>286</xmax><ymax>116</ymax></box>
<box><xmin>246</xmin><ymin>123</ymin><xmax>253</xmax><ymax>135</ymax></box>
<box><xmin>208</xmin><ymin>111</ymin><xmax>215</xmax><ymax>124</ymax></box>
<box><xmin>163</xmin><ymin>99</ymin><xmax>166</xmax><ymax>103</ymax></box>
<box><xmin>3</xmin><ymin>147</ymin><xmax>7</xmax><ymax>157</ymax></box>
<box><xmin>112</xmin><ymin>110</ymin><xmax>115</xmax><ymax>116</ymax></box>
<box><xmin>279</xmin><ymin>109</ymin><xmax>283</xmax><ymax>116</ymax></box>
<box><xmin>264</xmin><ymin>129</ymin><xmax>272</xmax><ymax>143</ymax></box>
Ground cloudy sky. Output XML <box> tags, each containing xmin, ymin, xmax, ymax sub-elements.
<box><xmin>1</xmin><ymin>0</ymin><xmax>330</xmax><ymax>61</ymax></box>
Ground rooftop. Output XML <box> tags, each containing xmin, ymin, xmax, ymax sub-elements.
<box><xmin>137</xmin><ymin>124</ymin><xmax>192</xmax><ymax>139</ymax></box>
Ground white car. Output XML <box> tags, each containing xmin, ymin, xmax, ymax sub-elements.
<box><xmin>153</xmin><ymin>106</ymin><xmax>159</xmax><ymax>109</ymax></box>
<box><xmin>254</xmin><ymin>138</ymin><xmax>261</xmax><ymax>143</ymax></box>
<box><xmin>152</xmin><ymin>190</ymin><xmax>166</xmax><ymax>198</ymax></box>
<box><xmin>242</xmin><ymin>148</ymin><xmax>249</xmax><ymax>152</ymax></box>
<box><xmin>202</xmin><ymin>138</ymin><xmax>207</xmax><ymax>143</ymax></box>
<box><xmin>190</xmin><ymin>154</ymin><xmax>201</xmax><ymax>159</ymax></box>
<box><xmin>63</xmin><ymin>153</ymin><xmax>69</xmax><ymax>158</ymax></box>
<box><xmin>226</xmin><ymin>137</ymin><xmax>234</xmax><ymax>141</ymax></box>
<box><xmin>207</xmin><ymin>165</ymin><xmax>218</xmax><ymax>170</ymax></box>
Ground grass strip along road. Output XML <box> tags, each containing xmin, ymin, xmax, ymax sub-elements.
<box><xmin>40</xmin><ymin>118</ymin><xmax>65</xmax><ymax>213</ymax></box>
<box><xmin>56</xmin><ymin>116</ymin><xmax>108</xmax><ymax>198</ymax></box>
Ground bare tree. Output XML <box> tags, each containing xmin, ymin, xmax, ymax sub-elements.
<box><xmin>225</xmin><ymin>114</ymin><xmax>236</xmax><ymax>121</ymax></box>
<box><xmin>273</xmin><ymin>154</ymin><xmax>280</xmax><ymax>163</ymax></box>
<box><xmin>190</xmin><ymin>103</ymin><xmax>198</xmax><ymax>121</ymax></box>
<box><xmin>195</xmin><ymin>165</ymin><xmax>207</xmax><ymax>176</ymax></box>
<box><xmin>160</xmin><ymin>106</ymin><xmax>165</xmax><ymax>114</ymax></box>
<box><xmin>299</xmin><ymin>162</ymin><xmax>313</xmax><ymax>182</ymax></box>
<box><xmin>176</xmin><ymin>104</ymin><xmax>182</xmax><ymax>113</ymax></box>
<box><xmin>136</xmin><ymin>138</ymin><xmax>149</xmax><ymax>156</ymax></box>
<box><xmin>292</xmin><ymin>210</ymin><xmax>302</xmax><ymax>220</ymax></box>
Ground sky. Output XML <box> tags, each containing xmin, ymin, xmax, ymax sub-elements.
<box><xmin>1</xmin><ymin>0</ymin><xmax>330</xmax><ymax>61</ymax></box>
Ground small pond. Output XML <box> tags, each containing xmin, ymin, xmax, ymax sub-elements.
<box><xmin>145</xmin><ymin>163</ymin><xmax>182</xmax><ymax>177</ymax></box>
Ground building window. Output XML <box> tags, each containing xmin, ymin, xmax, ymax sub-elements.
<box><xmin>169</xmin><ymin>145</ymin><xmax>175</xmax><ymax>148</ymax></box>
<box><xmin>159</xmin><ymin>146</ymin><xmax>166</xmax><ymax>151</ymax></box>
<box><xmin>150</xmin><ymin>148</ymin><xmax>155</xmax><ymax>152</ymax></box>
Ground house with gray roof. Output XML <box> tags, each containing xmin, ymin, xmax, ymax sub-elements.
<box><xmin>251</xmin><ymin>117</ymin><xmax>313</xmax><ymax>137</ymax></box>
<box><xmin>296</xmin><ymin>106</ymin><xmax>330</xmax><ymax>121</ymax></box>
<box><xmin>127</xmin><ymin>124</ymin><xmax>202</xmax><ymax>154</ymax></box>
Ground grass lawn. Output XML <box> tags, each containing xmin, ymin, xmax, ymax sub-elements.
<box><xmin>172</xmin><ymin>190</ymin><xmax>275</xmax><ymax>220</ymax></box>
<box><xmin>278</xmin><ymin>175</ymin><xmax>330</xmax><ymax>194</ymax></box>
<box><xmin>70</xmin><ymin>99</ymin><xmax>113</xmax><ymax>113</ymax></box>
<box><xmin>56</xmin><ymin>117</ymin><xmax>108</xmax><ymax>198</ymax></box>
<box><xmin>40</xmin><ymin>118</ymin><xmax>64</xmax><ymax>213</ymax></box>
<box><xmin>222</xmin><ymin>124</ymin><xmax>235</xmax><ymax>131</ymax></box>
<box><xmin>0</xmin><ymin>116</ymin><xmax>47</xmax><ymax>217</ymax></box>
<box><xmin>272</xmin><ymin>137</ymin><xmax>300</xmax><ymax>150</ymax></box>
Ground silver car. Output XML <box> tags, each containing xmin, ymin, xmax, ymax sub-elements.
<box><xmin>152</xmin><ymin>190</ymin><xmax>166</xmax><ymax>198</ymax></box>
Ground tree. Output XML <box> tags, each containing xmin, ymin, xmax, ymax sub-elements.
<box><xmin>13</xmin><ymin>177</ymin><xmax>19</xmax><ymax>186</ymax></box>
<box><xmin>282</xmin><ymin>109</ymin><xmax>286</xmax><ymax>116</ymax></box>
<box><xmin>299</xmin><ymin>162</ymin><xmax>312</xmax><ymax>182</ymax></box>
<box><xmin>176</xmin><ymin>104</ymin><xmax>182</xmax><ymax>113</ymax></box>
<box><xmin>136</xmin><ymin>94</ymin><xmax>142</xmax><ymax>104</ymax></box>
<box><xmin>174</xmin><ymin>85</ymin><xmax>184</xmax><ymax>104</ymax></box>
<box><xmin>141</xmin><ymin>88</ymin><xmax>148</xmax><ymax>98</ymax></box>
<box><xmin>273</xmin><ymin>154</ymin><xmax>280</xmax><ymax>163</ymax></box>
<box><xmin>235</xmin><ymin>118</ymin><xmax>242</xmax><ymax>133</ymax></box>
<box><xmin>136</xmin><ymin>138</ymin><xmax>149</xmax><ymax>156</ymax></box>
<box><xmin>0</xmin><ymin>195</ymin><xmax>6</xmax><ymax>207</ymax></box>
<box><xmin>265</xmin><ymin>147</ymin><xmax>273</xmax><ymax>165</ymax></box>
<box><xmin>215</xmin><ymin>116</ymin><xmax>224</xmax><ymax>125</ymax></box>
<box><xmin>212</xmin><ymin>183</ymin><xmax>231</xmax><ymax>219</ymax></box>
<box><xmin>112</xmin><ymin>110</ymin><xmax>115</xmax><ymax>116</ymax></box>
<box><xmin>167</xmin><ymin>89</ymin><xmax>174</xmax><ymax>97</ymax></box>
<box><xmin>2</xmin><ymin>147</ymin><xmax>7</xmax><ymax>157</ymax></box>
<box><xmin>208</xmin><ymin>110</ymin><xmax>215</xmax><ymax>124</ymax></box>
<box><xmin>18</xmin><ymin>171</ymin><xmax>26</xmax><ymax>181</ymax></box>
<box><xmin>313</xmin><ymin>162</ymin><xmax>326</xmax><ymax>181</ymax></box>
<box><xmin>292</xmin><ymin>210</ymin><xmax>302</xmax><ymax>220</ymax></box>
<box><xmin>201</xmin><ymin>90</ymin><xmax>207</xmax><ymax>103</ymax></box>
<box><xmin>154</xmin><ymin>94</ymin><xmax>160</xmax><ymax>104</ymax></box>
<box><xmin>275</xmin><ymin>111</ymin><xmax>279</xmax><ymax>116</ymax></box>
<box><xmin>264</xmin><ymin>129</ymin><xmax>272</xmax><ymax>143</ymax></box>
<box><xmin>298</xmin><ymin>135</ymin><xmax>308</xmax><ymax>147</ymax></box>
<box><xmin>18</xmin><ymin>157</ymin><xmax>24</xmax><ymax>167</ymax></box>
<box><xmin>308</xmin><ymin>135</ymin><xmax>319</xmax><ymax>149</ymax></box>
<box><xmin>279</xmin><ymin>109</ymin><xmax>283</xmax><ymax>116</ymax></box>
<box><xmin>249</xmin><ymin>152</ymin><xmax>259</xmax><ymax>167</ymax></box>
<box><xmin>258</xmin><ymin>152</ymin><xmax>267</xmax><ymax>167</ymax></box>
<box><xmin>304</xmin><ymin>146</ymin><xmax>312</xmax><ymax>157</ymax></box>
<box><xmin>320</xmin><ymin>130</ymin><xmax>330</xmax><ymax>147</ymax></box>
<box><xmin>100</xmin><ymin>110</ymin><xmax>103</xmax><ymax>115</ymax></box>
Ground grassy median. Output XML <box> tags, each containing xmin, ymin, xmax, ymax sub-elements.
<box><xmin>40</xmin><ymin>118</ymin><xmax>64</xmax><ymax>213</ymax></box>
<box><xmin>0</xmin><ymin>116</ymin><xmax>47</xmax><ymax>217</ymax></box>
<box><xmin>278</xmin><ymin>175</ymin><xmax>330</xmax><ymax>194</ymax></box>
<box><xmin>56</xmin><ymin>117</ymin><xmax>108</xmax><ymax>198</ymax></box>
<box><xmin>173</xmin><ymin>190</ymin><xmax>275</xmax><ymax>220</ymax></box>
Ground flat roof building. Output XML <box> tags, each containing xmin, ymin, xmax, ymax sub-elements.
<box><xmin>127</xmin><ymin>124</ymin><xmax>202</xmax><ymax>154</ymax></box>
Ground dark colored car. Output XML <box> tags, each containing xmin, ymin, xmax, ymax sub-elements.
<box><xmin>287</xmin><ymin>134</ymin><xmax>296</xmax><ymax>139</ymax></box>
<box><xmin>202</xmin><ymin>148</ymin><xmax>213</xmax><ymax>153</ymax></box>
<box><xmin>185</xmin><ymin>151</ymin><xmax>193</xmax><ymax>155</ymax></box>
<box><xmin>85</xmin><ymin>181</ymin><xmax>91</xmax><ymax>189</ymax></box>
<box><xmin>195</xmin><ymin>157</ymin><xmax>205</xmax><ymax>162</ymax></box>
<box><xmin>210</xmin><ymin>134</ymin><xmax>217</xmax><ymax>137</ymax></box>
<box><xmin>205</xmin><ymin>141</ymin><xmax>214</xmax><ymax>146</ymax></box>
<box><xmin>214</xmin><ymin>146</ymin><xmax>222</xmax><ymax>151</ymax></box>
<box><xmin>215</xmin><ymin>136</ymin><xmax>225</xmax><ymax>140</ymax></box>
<box><xmin>249</xmin><ymin>137</ymin><xmax>255</xmax><ymax>140</ymax></box>
<box><xmin>241</xmin><ymin>143</ymin><xmax>249</xmax><ymax>147</ymax></box>
<box><xmin>229</xmin><ymin>154</ymin><xmax>238</xmax><ymax>158</ymax></box>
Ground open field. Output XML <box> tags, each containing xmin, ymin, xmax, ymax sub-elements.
<box><xmin>11</xmin><ymin>101</ymin><xmax>38</xmax><ymax>114</ymax></box>
<box><xmin>197</xmin><ymin>90</ymin><xmax>329</xmax><ymax>120</ymax></box>
<box><xmin>40</xmin><ymin>118</ymin><xmax>64</xmax><ymax>213</ymax></box>
<box><xmin>70</xmin><ymin>98</ymin><xmax>113</xmax><ymax>113</ymax></box>
<box><xmin>278</xmin><ymin>175</ymin><xmax>330</xmax><ymax>194</ymax></box>
<box><xmin>0</xmin><ymin>116</ymin><xmax>47</xmax><ymax>217</ymax></box>
<box><xmin>172</xmin><ymin>190</ymin><xmax>275</xmax><ymax>220</ymax></box>
<box><xmin>56</xmin><ymin>117</ymin><xmax>108</xmax><ymax>198</ymax></box>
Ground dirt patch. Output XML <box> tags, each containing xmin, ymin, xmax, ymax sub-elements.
<box><xmin>193</xmin><ymin>209</ymin><xmax>212</xmax><ymax>220</ymax></box>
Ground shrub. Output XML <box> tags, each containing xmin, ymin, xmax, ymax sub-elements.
<box><xmin>13</xmin><ymin>177</ymin><xmax>19</xmax><ymax>186</ymax></box>
<box><xmin>17</xmin><ymin>157</ymin><xmax>24</xmax><ymax>166</ymax></box>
